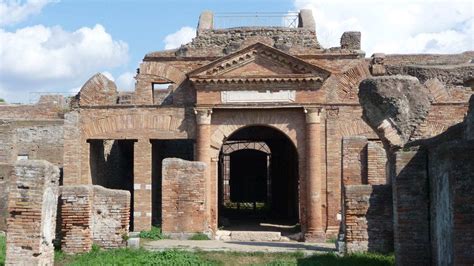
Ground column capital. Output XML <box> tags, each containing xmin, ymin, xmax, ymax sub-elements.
<box><xmin>304</xmin><ymin>107</ymin><xmax>322</xmax><ymax>124</ymax></box>
<box><xmin>194</xmin><ymin>108</ymin><xmax>213</xmax><ymax>125</ymax></box>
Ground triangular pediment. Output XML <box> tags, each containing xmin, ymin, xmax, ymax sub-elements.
<box><xmin>188</xmin><ymin>42</ymin><xmax>330</xmax><ymax>83</ymax></box>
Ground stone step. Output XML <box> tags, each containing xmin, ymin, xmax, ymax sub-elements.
<box><xmin>216</xmin><ymin>230</ymin><xmax>291</xmax><ymax>242</ymax></box>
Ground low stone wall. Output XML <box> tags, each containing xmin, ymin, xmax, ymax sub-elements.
<box><xmin>59</xmin><ymin>185</ymin><xmax>130</xmax><ymax>254</ymax></box>
<box><xmin>5</xmin><ymin>160</ymin><xmax>60</xmax><ymax>266</ymax></box>
<box><xmin>344</xmin><ymin>185</ymin><xmax>393</xmax><ymax>253</ymax></box>
<box><xmin>162</xmin><ymin>158</ymin><xmax>207</xmax><ymax>238</ymax></box>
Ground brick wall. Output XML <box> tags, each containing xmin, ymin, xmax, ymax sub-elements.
<box><xmin>162</xmin><ymin>158</ymin><xmax>207</xmax><ymax>237</ymax></box>
<box><xmin>393</xmin><ymin>150</ymin><xmax>431</xmax><ymax>265</ymax></box>
<box><xmin>5</xmin><ymin>160</ymin><xmax>60</xmax><ymax>266</ymax></box>
<box><xmin>59</xmin><ymin>185</ymin><xmax>130</xmax><ymax>254</ymax></box>
<box><xmin>342</xmin><ymin>137</ymin><xmax>368</xmax><ymax>185</ymax></box>
<box><xmin>0</xmin><ymin>164</ymin><xmax>12</xmax><ymax>231</ymax></box>
<box><xmin>429</xmin><ymin>140</ymin><xmax>474</xmax><ymax>265</ymax></box>
<box><xmin>367</xmin><ymin>141</ymin><xmax>387</xmax><ymax>185</ymax></box>
<box><xmin>344</xmin><ymin>184</ymin><xmax>393</xmax><ymax>253</ymax></box>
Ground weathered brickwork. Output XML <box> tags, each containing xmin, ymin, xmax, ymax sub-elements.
<box><xmin>342</xmin><ymin>137</ymin><xmax>368</xmax><ymax>185</ymax></box>
<box><xmin>162</xmin><ymin>158</ymin><xmax>207</xmax><ymax>237</ymax></box>
<box><xmin>343</xmin><ymin>185</ymin><xmax>393</xmax><ymax>253</ymax></box>
<box><xmin>367</xmin><ymin>141</ymin><xmax>386</xmax><ymax>185</ymax></box>
<box><xmin>0</xmin><ymin>164</ymin><xmax>12</xmax><ymax>231</ymax></box>
<box><xmin>60</xmin><ymin>185</ymin><xmax>130</xmax><ymax>254</ymax></box>
<box><xmin>5</xmin><ymin>160</ymin><xmax>60</xmax><ymax>266</ymax></box>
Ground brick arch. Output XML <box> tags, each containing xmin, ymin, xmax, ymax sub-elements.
<box><xmin>83</xmin><ymin>113</ymin><xmax>183</xmax><ymax>138</ymax></box>
<box><xmin>135</xmin><ymin>62</ymin><xmax>188</xmax><ymax>104</ymax></box>
<box><xmin>140</xmin><ymin>62</ymin><xmax>187</xmax><ymax>85</ymax></box>
<box><xmin>209</xmin><ymin>111</ymin><xmax>303</xmax><ymax>155</ymax></box>
<box><xmin>332</xmin><ymin>62</ymin><xmax>371</xmax><ymax>103</ymax></box>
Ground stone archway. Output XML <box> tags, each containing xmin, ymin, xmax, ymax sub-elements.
<box><xmin>206</xmin><ymin>109</ymin><xmax>307</xmax><ymax>233</ymax></box>
<box><xmin>217</xmin><ymin>125</ymin><xmax>300</xmax><ymax>235</ymax></box>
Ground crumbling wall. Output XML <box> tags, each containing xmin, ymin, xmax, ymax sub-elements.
<box><xmin>341</xmin><ymin>136</ymin><xmax>392</xmax><ymax>253</ymax></box>
<box><xmin>344</xmin><ymin>185</ymin><xmax>393</xmax><ymax>253</ymax></box>
<box><xmin>60</xmin><ymin>185</ymin><xmax>130</xmax><ymax>254</ymax></box>
<box><xmin>5</xmin><ymin>160</ymin><xmax>60</xmax><ymax>266</ymax></box>
<box><xmin>0</xmin><ymin>164</ymin><xmax>12</xmax><ymax>231</ymax></box>
<box><xmin>0</xmin><ymin>96</ymin><xmax>66</xmax><ymax>120</ymax></box>
<box><xmin>358</xmin><ymin>73</ymin><xmax>474</xmax><ymax>265</ymax></box>
<box><xmin>162</xmin><ymin>158</ymin><xmax>207</xmax><ymax>237</ymax></box>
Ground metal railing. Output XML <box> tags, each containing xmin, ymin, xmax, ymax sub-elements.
<box><xmin>214</xmin><ymin>12</ymin><xmax>299</xmax><ymax>29</ymax></box>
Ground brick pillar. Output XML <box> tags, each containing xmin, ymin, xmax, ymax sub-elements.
<box><xmin>6</xmin><ymin>160</ymin><xmax>60</xmax><ymax>265</ymax></box>
<box><xmin>194</xmin><ymin>108</ymin><xmax>212</xmax><ymax>232</ymax></box>
<box><xmin>133</xmin><ymin>139</ymin><xmax>152</xmax><ymax>231</ymax></box>
<box><xmin>304</xmin><ymin>107</ymin><xmax>325</xmax><ymax>241</ymax></box>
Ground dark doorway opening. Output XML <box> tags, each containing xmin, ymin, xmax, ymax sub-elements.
<box><xmin>218</xmin><ymin>126</ymin><xmax>299</xmax><ymax>234</ymax></box>
<box><xmin>89</xmin><ymin>139</ymin><xmax>135</xmax><ymax>230</ymax></box>
<box><xmin>151</xmin><ymin>139</ymin><xmax>194</xmax><ymax>227</ymax></box>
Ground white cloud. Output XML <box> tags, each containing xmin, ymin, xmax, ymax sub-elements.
<box><xmin>163</xmin><ymin>26</ymin><xmax>196</xmax><ymax>50</ymax></box>
<box><xmin>0</xmin><ymin>0</ymin><xmax>56</xmax><ymax>26</ymax></box>
<box><xmin>293</xmin><ymin>0</ymin><xmax>473</xmax><ymax>55</ymax></box>
<box><xmin>0</xmin><ymin>24</ymin><xmax>129</xmax><ymax>102</ymax></box>
<box><xmin>116</xmin><ymin>71</ymin><xmax>135</xmax><ymax>91</ymax></box>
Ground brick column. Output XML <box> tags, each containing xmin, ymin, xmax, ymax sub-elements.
<box><xmin>194</xmin><ymin>108</ymin><xmax>212</xmax><ymax>231</ymax></box>
<box><xmin>133</xmin><ymin>139</ymin><xmax>152</xmax><ymax>231</ymax></box>
<box><xmin>304</xmin><ymin>107</ymin><xmax>325</xmax><ymax>241</ymax></box>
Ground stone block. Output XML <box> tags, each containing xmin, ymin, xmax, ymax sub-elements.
<box><xmin>230</xmin><ymin>231</ymin><xmax>281</xmax><ymax>242</ymax></box>
<box><xmin>340</xmin><ymin>31</ymin><xmax>361</xmax><ymax>50</ymax></box>
<box><xmin>298</xmin><ymin>9</ymin><xmax>316</xmax><ymax>29</ymax></box>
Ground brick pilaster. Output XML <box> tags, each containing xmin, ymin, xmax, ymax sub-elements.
<box><xmin>133</xmin><ymin>139</ymin><xmax>152</xmax><ymax>231</ymax></box>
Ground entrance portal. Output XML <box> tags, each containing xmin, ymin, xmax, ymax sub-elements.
<box><xmin>218</xmin><ymin>126</ymin><xmax>299</xmax><ymax>234</ymax></box>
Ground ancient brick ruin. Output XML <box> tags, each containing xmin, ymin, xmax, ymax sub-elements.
<box><xmin>59</xmin><ymin>185</ymin><xmax>130</xmax><ymax>254</ymax></box>
<box><xmin>5</xmin><ymin>160</ymin><xmax>60</xmax><ymax>265</ymax></box>
<box><xmin>0</xmin><ymin>9</ymin><xmax>472</xmax><ymax>264</ymax></box>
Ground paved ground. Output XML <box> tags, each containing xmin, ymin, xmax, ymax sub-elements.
<box><xmin>143</xmin><ymin>240</ymin><xmax>336</xmax><ymax>254</ymax></box>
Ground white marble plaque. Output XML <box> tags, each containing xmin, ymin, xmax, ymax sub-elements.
<box><xmin>221</xmin><ymin>90</ymin><xmax>295</xmax><ymax>103</ymax></box>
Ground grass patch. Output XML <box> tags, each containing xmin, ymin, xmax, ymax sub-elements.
<box><xmin>138</xmin><ymin>226</ymin><xmax>166</xmax><ymax>240</ymax></box>
<box><xmin>326</xmin><ymin>236</ymin><xmax>338</xmax><ymax>243</ymax></box>
<box><xmin>0</xmin><ymin>234</ymin><xmax>5</xmax><ymax>265</ymax></box>
<box><xmin>298</xmin><ymin>252</ymin><xmax>395</xmax><ymax>266</ymax></box>
<box><xmin>55</xmin><ymin>247</ymin><xmax>215</xmax><ymax>266</ymax></box>
<box><xmin>53</xmin><ymin>245</ymin><xmax>395</xmax><ymax>266</ymax></box>
<box><xmin>189</xmin><ymin>233</ymin><xmax>210</xmax><ymax>240</ymax></box>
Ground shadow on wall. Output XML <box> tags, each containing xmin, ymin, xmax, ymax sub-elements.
<box><xmin>366</xmin><ymin>185</ymin><xmax>393</xmax><ymax>253</ymax></box>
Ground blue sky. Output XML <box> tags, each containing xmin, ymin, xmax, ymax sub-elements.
<box><xmin>0</xmin><ymin>0</ymin><xmax>472</xmax><ymax>103</ymax></box>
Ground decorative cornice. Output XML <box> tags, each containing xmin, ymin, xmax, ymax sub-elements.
<box><xmin>188</xmin><ymin>42</ymin><xmax>330</xmax><ymax>79</ymax></box>
<box><xmin>190</xmin><ymin>75</ymin><xmax>323</xmax><ymax>85</ymax></box>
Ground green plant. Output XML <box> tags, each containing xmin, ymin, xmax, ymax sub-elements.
<box><xmin>326</xmin><ymin>236</ymin><xmax>338</xmax><ymax>243</ymax></box>
<box><xmin>188</xmin><ymin>233</ymin><xmax>210</xmax><ymax>240</ymax></box>
<box><xmin>0</xmin><ymin>98</ymin><xmax>5</xmax><ymax>103</ymax></box>
<box><xmin>122</xmin><ymin>233</ymin><xmax>130</xmax><ymax>241</ymax></box>
<box><xmin>91</xmin><ymin>244</ymin><xmax>101</xmax><ymax>252</ymax></box>
<box><xmin>0</xmin><ymin>234</ymin><xmax>5</xmax><ymax>265</ymax></box>
<box><xmin>138</xmin><ymin>226</ymin><xmax>165</xmax><ymax>240</ymax></box>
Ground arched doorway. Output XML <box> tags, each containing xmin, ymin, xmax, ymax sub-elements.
<box><xmin>218</xmin><ymin>125</ymin><xmax>299</xmax><ymax>233</ymax></box>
